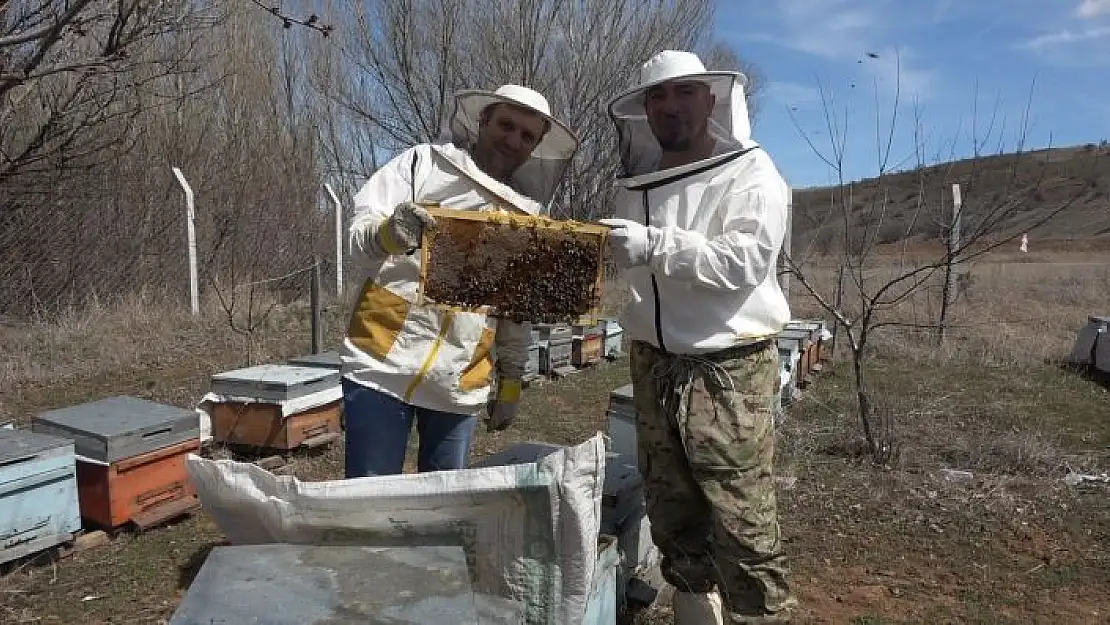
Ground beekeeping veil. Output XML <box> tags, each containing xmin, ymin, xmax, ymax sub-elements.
<box><xmin>609</xmin><ymin>50</ymin><xmax>756</xmax><ymax>180</ymax></box>
<box><xmin>446</xmin><ymin>84</ymin><xmax>578</xmax><ymax>210</ymax></box>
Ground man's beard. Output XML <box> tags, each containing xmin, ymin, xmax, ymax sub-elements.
<box><xmin>657</xmin><ymin>135</ymin><xmax>692</xmax><ymax>152</ymax></box>
<box><xmin>474</xmin><ymin>145</ymin><xmax>517</xmax><ymax>182</ymax></box>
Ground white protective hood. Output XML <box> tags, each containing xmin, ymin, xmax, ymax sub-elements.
<box><xmin>444</xmin><ymin>84</ymin><xmax>578</xmax><ymax>209</ymax></box>
<box><xmin>609</xmin><ymin>50</ymin><xmax>757</xmax><ymax>183</ymax></box>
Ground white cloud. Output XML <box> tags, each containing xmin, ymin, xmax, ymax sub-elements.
<box><xmin>773</xmin><ymin>0</ymin><xmax>882</xmax><ymax>59</ymax></box>
<box><xmin>1020</xmin><ymin>25</ymin><xmax>1110</xmax><ymax>50</ymax></box>
<box><xmin>734</xmin><ymin>0</ymin><xmax>936</xmax><ymax>96</ymax></box>
<box><xmin>1076</xmin><ymin>0</ymin><xmax>1110</xmax><ymax>18</ymax></box>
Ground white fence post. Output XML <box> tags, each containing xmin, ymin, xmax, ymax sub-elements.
<box><xmin>172</xmin><ymin>167</ymin><xmax>199</xmax><ymax>316</ymax></box>
<box><xmin>324</xmin><ymin>183</ymin><xmax>344</xmax><ymax>298</ymax></box>
<box><xmin>782</xmin><ymin>187</ymin><xmax>792</xmax><ymax>300</ymax></box>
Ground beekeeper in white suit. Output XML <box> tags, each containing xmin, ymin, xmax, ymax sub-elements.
<box><xmin>600</xmin><ymin>51</ymin><xmax>797</xmax><ymax>624</ymax></box>
<box><xmin>341</xmin><ymin>85</ymin><xmax>578</xmax><ymax>477</ymax></box>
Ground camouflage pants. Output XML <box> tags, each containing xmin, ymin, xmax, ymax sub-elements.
<box><xmin>629</xmin><ymin>339</ymin><xmax>796</xmax><ymax>620</ymax></box>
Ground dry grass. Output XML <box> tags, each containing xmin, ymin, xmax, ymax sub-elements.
<box><xmin>0</xmin><ymin>254</ymin><xmax>1108</xmax><ymax>624</ymax></box>
<box><xmin>789</xmin><ymin>242</ymin><xmax>1110</xmax><ymax>367</ymax></box>
<box><xmin>0</xmin><ymin>288</ymin><xmax>352</xmax><ymax>428</ymax></box>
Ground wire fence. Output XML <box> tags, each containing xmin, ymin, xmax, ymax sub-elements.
<box><xmin>0</xmin><ymin>168</ymin><xmax>351</xmax><ymax>321</ymax></box>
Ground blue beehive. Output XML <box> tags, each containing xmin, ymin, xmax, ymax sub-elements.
<box><xmin>0</xmin><ymin>428</ymin><xmax>81</xmax><ymax>566</ymax></box>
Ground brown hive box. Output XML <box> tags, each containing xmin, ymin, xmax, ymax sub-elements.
<box><xmin>209</xmin><ymin>401</ymin><xmax>342</xmax><ymax>452</ymax></box>
<box><xmin>418</xmin><ymin>206</ymin><xmax>609</xmax><ymax>324</ymax></box>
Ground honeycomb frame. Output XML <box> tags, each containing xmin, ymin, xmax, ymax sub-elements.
<box><xmin>417</xmin><ymin>205</ymin><xmax>609</xmax><ymax>324</ymax></box>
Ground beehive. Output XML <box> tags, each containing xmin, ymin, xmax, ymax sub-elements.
<box><xmin>0</xmin><ymin>429</ymin><xmax>81</xmax><ymax>565</ymax></box>
<box><xmin>31</xmin><ymin>396</ymin><xmax>202</xmax><ymax>530</ymax></box>
<box><xmin>418</xmin><ymin>206</ymin><xmax>608</xmax><ymax>324</ymax></box>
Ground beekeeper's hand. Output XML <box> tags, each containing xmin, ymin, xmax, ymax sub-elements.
<box><xmin>376</xmin><ymin>202</ymin><xmax>436</xmax><ymax>255</ymax></box>
<box><xmin>486</xmin><ymin>377</ymin><xmax>522</xmax><ymax>432</ymax></box>
<box><xmin>599</xmin><ymin>218</ymin><xmax>658</xmax><ymax>268</ymax></box>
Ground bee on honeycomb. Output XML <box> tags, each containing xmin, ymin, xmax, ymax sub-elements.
<box><xmin>422</xmin><ymin>213</ymin><xmax>604</xmax><ymax>323</ymax></box>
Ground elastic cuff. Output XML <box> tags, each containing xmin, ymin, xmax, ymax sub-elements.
<box><xmin>377</xmin><ymin>221</ymin><xmax>405</xmax><ymax>255</ymax></box>
<box><xmin>497</xmin><ymin>377</ymin><xmax>522</xmax><ymax>403</ymax></box>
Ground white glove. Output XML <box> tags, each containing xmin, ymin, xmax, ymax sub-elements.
<box><xmin>486</xmin><ymin>377</ymin><xmax>521</xmax><ymax>432</ymax></box>
<box><xmin>375</xmin><ymin>202</ymin><xmax>436</xmax><ymax>255</ymax></box>
<box><xmin>599</xmin><ymin>218</ymin><xmax>657</xmax><ymax>268</ymax></box>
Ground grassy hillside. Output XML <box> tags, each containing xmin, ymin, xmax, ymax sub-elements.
<box><xmin>791</xmin><ymin>143</ymin><xmax>1110</xmax><ymax>252</ymax></box>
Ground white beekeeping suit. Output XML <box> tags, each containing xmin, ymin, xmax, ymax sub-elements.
<box><xmin>343</xmin><ymin>85</ymin><xmax>578</xmax><ymax>418</ymax></box>
<box><xmin>605</xmin><ymin>52</ymin><xmax>792</xmax><ymax>354</ymax></box>
<box><xmin>600</xmin><ymin>50</ymin><xmax>797</xmax><ymax>625</ymax></box>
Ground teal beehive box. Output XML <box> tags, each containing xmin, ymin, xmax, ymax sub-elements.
<box><xmin>0</xmin><ymin>428</ymin><xmax>81</xmax><ymax>565</ymax></box>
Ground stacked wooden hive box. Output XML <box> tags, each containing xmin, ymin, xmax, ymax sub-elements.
<box><xmin>1069</xmin><ymin>315</ymin><xmax>1110</xmax><ymax>374</ymax></box>
<box><xmin>601</xmin><ymin>384</ymin><xmax>663</xmax><ymax>609</ymax></box>
<box><xmin>599</xmin><ymin>318</ymin><xmax>625</xmax><ymax>360</ymax></box>
<box><xmin>30</xmin><ymin>396</ymin><xmax>201</xmax><ymax>531</ymax></box>
<box><xmin>203</xmin><ymin>363</ymin><xmax>342</xmax><ymax>452</ymax></box>
<box><xmin>572</xmin><ymin>321</ymin><xmax>605</xmax><ymax>368</ymax></box>
<box><xmin>535</xmin><ymin>322</ymin><xmax>574</xmax><ymax>377</ymax></box>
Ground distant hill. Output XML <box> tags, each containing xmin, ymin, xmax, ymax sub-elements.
<box><xmin>790</xmin><ymin>144</ymin><xmax>1110</xmax><ymax>252</ymax></box>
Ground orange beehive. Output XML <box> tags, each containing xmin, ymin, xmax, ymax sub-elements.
<box><xmin>76</xmin><ymin>438</ymin><xmax>200</xmax><ymax>530</ymax></box>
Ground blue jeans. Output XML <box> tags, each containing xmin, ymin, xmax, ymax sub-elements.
<box><xmin>342</xmin><ymin>379</ymin><xmax>478</xmax><ymax>477</ymax></box>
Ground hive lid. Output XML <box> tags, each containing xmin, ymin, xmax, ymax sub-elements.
<box><xmin>32</xmin><ymin>396</ymin><xmax>194</xmax><ymax>439</ymax></box>
<box><xmin>169</xmin><ymin>544</ymin><xmax>522</xmax><ymax>625</ymax></box>
<box><xmin>609</xmin><ymin>384</ymin><xmax>634</xmax><ymax>403</ymax></box>
<box><xmin>31</xmin><ymin>396</ymin><xmax>198</xmax><ymax>463</ymax></box>
<box><xmin>210</xmin><ymin>364</ymin><xmax>341</xmax><ymax>401</ymax></box>
<box><xmin>0</xmin><ymin>428</ymin><xmax>73</xmax><ymax>464</ymax></box>
<box><xmin>469</xmin><ymin>441</ymin><xmax>564</xmax><ymax>469</ymax></box>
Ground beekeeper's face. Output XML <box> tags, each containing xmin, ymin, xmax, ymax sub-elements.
<box><xmin>644</xmin><ymin>80</ymin><xmax>715</xmax><ymax>152</ymax></box>
<box><xmin>474</xmin><ymin>103</ymin><xmax>549</xmax><ymax>181</ymax></box>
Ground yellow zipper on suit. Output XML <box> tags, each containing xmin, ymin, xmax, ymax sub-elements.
<box><xmin>404</xmin><ymin>310</ymin><xmax>455</xmax><ymax>402</ymax></box>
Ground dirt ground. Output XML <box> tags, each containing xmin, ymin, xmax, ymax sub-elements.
<box><xmin>1</xmin><ymin>252</ymin><xmax>1108</xmax><ymax>624</ymax></box>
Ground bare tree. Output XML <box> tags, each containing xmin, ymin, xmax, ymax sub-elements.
<box><xmin>0</xmin><ymin>1</ymin><xmax>215</xmax><ymax>188</ymax></box>
<box><xmin>785</xmin><ymin>66</ymin><xmax>1103</xmax><ymax>462</ymax></box>
<box><xmin>0</xmin><ymin>1</ymin><xmax>219</xmax><ymax>315</ymax></box>
<box><xmin>0</xmin><ymin>0</ymin><xmax>337</xmax><ymax>317</ymax></box>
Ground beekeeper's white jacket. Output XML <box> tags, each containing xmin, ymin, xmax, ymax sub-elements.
<box><xmin>610</xmin><ymin>150</ymin><xmax>792</xmax><ymax>355</ymax></box>
<box><xmin>608</xmin><ymin>54</ymin><xmax>791</xmax><ymax>355</ymax></box>
<box><xmin>341</xmin><ymin>143</ymin><xmax>539</xmax><ymax>414</ymax></box>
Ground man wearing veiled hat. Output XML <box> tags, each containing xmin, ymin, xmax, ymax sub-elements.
<box><xmin>341</xmin><ymin>85</ymin><xmax>579</xmax><ymax>477</ymax></box>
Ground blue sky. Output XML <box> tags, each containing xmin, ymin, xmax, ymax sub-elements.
<box><xmin>719</xmin><ymin>0</ymin><xmax>1110</xmax><ymax>189</ymax></box>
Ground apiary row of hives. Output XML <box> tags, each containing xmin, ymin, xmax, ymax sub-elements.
<box><xmin>526</xmin><ymin>318</ymin><xmax>624</xmax><ymax>382</ymax></box>
<box><xmin>0</xmin><ymin>353</ymin><xmax>346</xmax><ymax>568</ymax></box>
<box><xmin>1</xmin><ymin>396</ymin><xmax>204</xmax><ymax>567</ymax></box>
<box><xmin>775</xmin><ymin>318</ymin><xmax>833</xmax><ymax>408</ymax></box>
